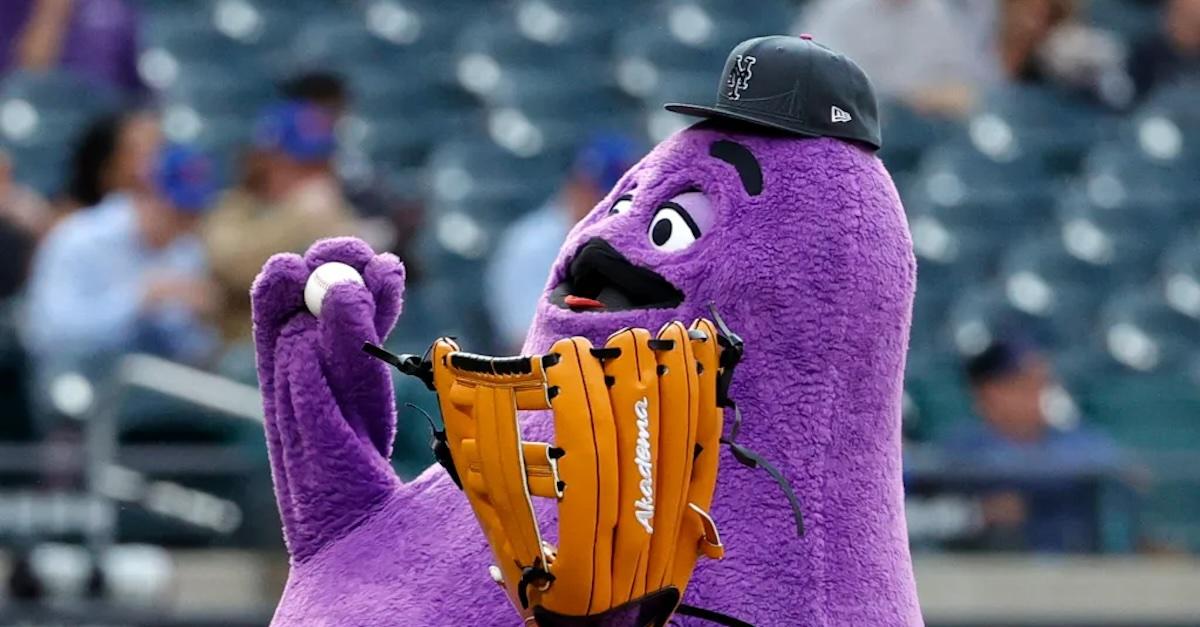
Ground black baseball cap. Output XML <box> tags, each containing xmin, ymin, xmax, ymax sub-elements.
<box><xmin>665</xmin><ymin>35</ymin><xmax>882</xmax><ymax>150</ymax></box>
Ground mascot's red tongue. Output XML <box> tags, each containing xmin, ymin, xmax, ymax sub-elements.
<box><xmin>564</xmin><ymin>295</ymin><xmax>605</xmax><ymax>310</ymax></box>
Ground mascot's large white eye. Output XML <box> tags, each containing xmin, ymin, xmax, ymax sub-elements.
<box><xmin>649</xmin><ymin>204</ymin><xmax>701</xmax><ymax>252</ymax></box>
<box><xmin>648</xmin><ymin>190</ymin><xmax>711</xmax><ymax>252</ymax></box>
<box><xmin>608</xmin><ymin>194</ymin><xmax>633</xmax><ymax>216</ymax></box>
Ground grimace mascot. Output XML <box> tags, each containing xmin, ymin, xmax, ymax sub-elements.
<box><xmin>252</xmin><ymin>36</ymin><xmax>923</xmax><ymax>626</ymax></box>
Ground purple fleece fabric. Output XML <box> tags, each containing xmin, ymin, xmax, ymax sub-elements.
<box><xmin>252</xmin><ymin>126</ymin><xmax>921</xmax><ymax>625</ymax></box>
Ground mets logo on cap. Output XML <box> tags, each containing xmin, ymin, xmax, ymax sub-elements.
<box><xmin>725</xmin><ymin>54</ymin><xmax>756</xmax><ymax>101</ymax></box>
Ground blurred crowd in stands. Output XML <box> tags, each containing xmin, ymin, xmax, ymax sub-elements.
<box><xmin>0</xmin><ymin>0</ymin><xmax>1198</xmax><ymax>563</ymax></box>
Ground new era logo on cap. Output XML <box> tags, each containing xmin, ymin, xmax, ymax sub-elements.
<box><xmin>664</xmin><ymin>35</ymin><xmax>882</xmax><ymax>150</ymax></box>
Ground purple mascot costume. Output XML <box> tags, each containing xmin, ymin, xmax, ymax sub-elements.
<box><xmin>252</xmin><ymin>36</ymin><xmax>922</xmax><ymax>626</ymax></box>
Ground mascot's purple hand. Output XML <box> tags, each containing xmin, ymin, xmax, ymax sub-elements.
<box><xmin>252</xmin><ymin>237</ymin><xmax>407</xmax><ymax>563</ymax></box>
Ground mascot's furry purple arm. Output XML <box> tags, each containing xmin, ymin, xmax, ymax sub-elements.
<box><xmin>251</xmin><ymin>122</ymin><xmax>922</xmax><ymax>625</ymax></box>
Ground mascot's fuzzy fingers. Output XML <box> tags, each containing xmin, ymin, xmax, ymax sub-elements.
<box><xmin>252</xmin><ymin>237</ymin><xmax>407</xmax><ymax>562</ymax></box>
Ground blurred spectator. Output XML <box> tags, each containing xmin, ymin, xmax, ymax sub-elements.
<box><xmin>281</xmin><ymin>71</ymin><xmax>349</xmax><ymax>119</ymax></box>
<box><xmin>58</xmin><ymin>109</ymin><xmax>161</xmax><ymax>216</ymax></box>
<box><xmin>0</xmin><ymin>149</ymin><xmax>50</xmax><ymax>298</ymax></box>
<box><xmin>0</xmin><ymin>0</ymin><xmax>142</xmax><ymax>93</ymax></box>
<box><xmin>485</xmin><ymin>134</ymin><xmax>639</xmax><ymax>352</ymax></box>
<box><xmin>282</xmin><ymin>70</ymin><xmax>419</xmax><ymax>260</ymax></box>
<box><xmin>998</xmin><ymin>0</ymin><xmax>1132</xmax><ymax>108</ymax></box>
<box><xmin>22</xmin><ymin>144</ymin><xmax>220</xmax><ymax>418</ymax></box>
<box><xmin>942</xmin><ymin>337</ymin><xmax>1126</xmax><ymax>552</ymax></box>
<box><xmin>204</xmin><ymin>101</ymin><xmax>357</xmax><ymax>341</ymax></box>
<box><xmin>1128</xmin><ymin>0</ymin><xmax>1200</xmax><ymax>98</ymax></box>
<box><xmin>797</xmin><ymin>0</ymin><xmax>992</xmax><ymax>117</ymax></box>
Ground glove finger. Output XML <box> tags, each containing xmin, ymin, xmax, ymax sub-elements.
<box><xmin>303</xmin><ymin>236</ymin><xmax>376</xmax><ymax>272</ymax></box>
<box><xmin>600</xmin><ymin>328</ymin><xmax>659</xmax><ymax>604</ymax></box>
<box><xmin>645</xmin><ymin>322</ymin><xmax>700</xmax><ymax>590</ymax></box>
<box><xmin>251</xmin><ymin>252</ymin><xmax>308</xmax><ymax>358</ymax></box>
<box><xmin>273</xmin><ymin>316</ymin><xmax>400</xmax><ymax>561</ymax></box>
<box><xmin>317</xmin><ymin>280</ymin><xmax>397</xmax><ymax>458</ymax></box>
<box><xmin>362</xmin><ymin>252</ymin><xmax>406</xmax><ymax>342</ymax></box>
<box><xmin>669</xmin><ymin>318</ymin><xmax>725</xmax><ymax>591</ymax></box>
<box><xmin>542</xmin><ymin>336</ymin><xmax>618</xmax><ymax>616</ymax></box>
<box><xmin>267</xmin><ymin>314</ymin><xmax>398</xmax><ymax>559</ymax></box>
<box><xmin>251</xmin><ymin>252</ymin><xmax>310</xmax><ymax>485</ymax></box>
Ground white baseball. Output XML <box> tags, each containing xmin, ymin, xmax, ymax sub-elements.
<box><xmin>304</xmin><ymin>262</ymin><xmax>365</xmax><ymax>317</ymax></box>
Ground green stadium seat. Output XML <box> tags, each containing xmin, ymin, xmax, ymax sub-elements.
<box><xmin>1083</xmin><ymin>142</ymin><xmax>1200</xmax><ymax>209</ymax></box>
<box><xmin>1161</xmin><ymin>236</ymin><xmax>1200</xmax><ymax>321</ymax></box>
<box><xmin>878</xmin><ymin>100</ymin><xmax>962</xmax><ymax>174</ymax></box>
<box><xmin>947</xmin><ymin>285</ymin><xmax>1058</xmax><ymax>353</ymax></box>
<box><xmin>1141</xmin><ymin>479</ymin><xmax>1200</xmax><ymax>553</ymax></box>
<box><xmin>1054</xmin><ymin>193</ymin><xmax>1176</xmax><ymax>285</ymax></box>
<box><xmin>662</xmin><ymin>0</ymin><xmax>795</xmax><ymax>41</ymax></box>
<box><xmin>426</xmin><ymin>136</ymin><xmax>567</xmax><ymax>212</ymax></box>
<box><xmin>1082</xmin><ymin>374</ymin><xmax>1200</xmax><ymax>451</ymax></box>
<box><xmin>973</xmin><ymin>84</ymin><xmax>1117</xmax><ymax>175</ymax></box>
<box><xmin>0</xmin><ymin>70</ymin><xmax>122</xmax><ymax>117</ymax></box>
<box><xmin>614</xmin><ymin>25</ymin><xmax>745</xmax><ymax>98</ymax></box>
<box><xmin>903</xmin><ymin>352</ymin><xmax>975</xmax><ymax>443</ymax></box>
<box><xmin>1137</xmin><ymin>80</ymin><xmax>1200</xmax><ymax>131</ymax></box>
<box><xmin>164</xmin><ymin>65</ymin><xmax>275</xmax><ymax>119</ymax></box>
<box><xmin>454</xmin><ymin>19</ymin><xmax>609</xmax><ymax>99</ymax></box>
<box><xmin>995</xmin><ymin>234</ymin><xmax>1125</xmax><ymax>347</ymax></box>
<box><xmin>1086</xmin><ymin>0</ymin><xmax>1163</xmax><ymax>41</ymax></box>
<box><xmin>1096</xmin><ymin>289</ymin><xmax>1200</xmax><ymax>373</ymax></box>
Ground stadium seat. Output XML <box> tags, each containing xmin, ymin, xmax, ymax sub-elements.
<box><xmin>1161</xmin><ymin>236</ymin><xmax>1200</xmax><ymax>320</ymax></box>
<box><xmin>349</xmin><ymin>117</ymin><xmax>438</xmax><ymax>172</ymax></box>
<box><xmin>1136</xmin><ymin>80</ymin><xmax>1200</xmax><ymax>132</ymax></box>
<box><xmin>487</xmin><ymin>75</ymin><xmax>641</xmax><ymax>146</ymax></box>
<box><xmin>163</xmin><ymin>65</ymin><xmax>275</xmax><ymax>122</ymax></box>
<box><xmin>139</xmin><ymin>11</ymin><xmax>256</xmax><ymax>88</ymax></box>
<box><xmin>995</xmin><ymin>234</ymin><xmax>1121</xmax><ymax>347</ymax></box>
<box><xmin>426</xmin><ymin>135</ymin><xmax>568</xmax><ymax>212</ymax></box>
<box><xmin>972</xmin><ymin>84</ymin><xmax>1117</xmax><ymax>174</ymax></box>
<box><xmin>454</xmin><ymin>19</ymin><xmax>609</xmax><ymax>100</ymax></box>
<box><xmin>661</xmin><ymin>0</ymin><xmax>795</xmax><ymax>43</ymax></box>
<box><xmin>906</xmin><ymin>188</ymin><xmax>1052</xmax><ymax>249</ymax></box>
<box><xmin>613</xmin><ymin>24</ymin><xmax>745</xmax><ymax>98</ymax></box>
<box><xmin>914</xmin><ymin>139</ymin><xmax>1057</xmax><ymax>216</ymax></box>
<box><xmin>0</xmin><ymin>70</ymin><xmax>122</xmax><ymax>116</ymax></box>
<box><xmin>1096</xmin><ymin>289</ymin><xmax>1200</xmax><ymax>374</ymax></box>
<box><xmin>0</xmin><ymin>72</ymin><xmax>104</xmax><ymax>193</ymax></box>
<box><xmin>878</xmin><ymin>100</ymin><xmax>962</xmax><ymax>175</ymax></box>
<box><xmin>290</xmin><ymin>16</ymin><xmax>409</xmax><ymax>73</ymax></box>
<box><xmin>946</xmin><ymin>285</ymin><xmax>1054</xmax><ymax>355</ymax></box>
<box><xmin>1142</xmin><ymin>479</ymin><xmax>1200</xmax><ymax>553</ymax></box>
<box><xmin>1082</xmin><ymin>141</ymin><xmax>1200</xmax><ymax>209</ymax></box>
<box><xmin>902</xmin><ymin>351</ymin><xmax>975</xmax><ymax>443</ymax></box>
<box><xmin>0</xmin><ymin>73</ymin><xmax>120</xmax><ymax>190</ymax></box>
<box><xmin>1082</xmin><ymin>373</ymin><xmax>1200</xmax><ymax>451</ymax></box>
<box><xmin>1053</xmin><ymin>189</ymin><xmax>1179</xmax><ymax>284</ymax></box>
<box><xmin>2</xmin><ymin>142</ymin><xmax>70</xmax><ymax>196</ymax></box>
<box><xmin>1085</xmin><ymin>0</ymin><xmax>1163</xmax><ymax>42</ymax></box>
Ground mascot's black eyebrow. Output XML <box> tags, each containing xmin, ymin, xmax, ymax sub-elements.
<box><xmin>709</xmin><ymin>140</ymin><xmax>762</xmax><ymax>196</ymax></box>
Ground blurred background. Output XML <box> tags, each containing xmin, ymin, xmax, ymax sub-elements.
<box><xmin>1</xmin><ymin>0</ymin><xmax>1198</xmax><ymax>625</ymax></box>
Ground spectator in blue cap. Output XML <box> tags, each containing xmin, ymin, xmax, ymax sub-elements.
<box><xmin>485</xmin><ymin>133</ymin><xmax>641</xmax><ymax>351</ymax></box>
<box><xmin>23</xmin><ymin>143</ymin><xmax>221</xmax><ymax>425</ymax></box>
<box><xmin>940</xmin><ymin>335</ymin><xmax>1126</xmax><ymax>553</ymax></box>
<box><xmin>203</xmin><ymin>101</ymin><xmax>357</xmax><ymax>341</ymax></box>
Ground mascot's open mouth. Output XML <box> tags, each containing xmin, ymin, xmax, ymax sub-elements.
<box><xmin>550</xmin><ymin>238</ymin><xmax>684</xmax><ymax>312</ymax></box>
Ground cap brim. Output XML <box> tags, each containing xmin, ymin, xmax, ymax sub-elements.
<box><xmin>663</xmin><ymin>103</ymin><xmax>821</xmax><ymax>139</ymax></box>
